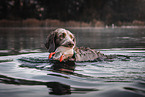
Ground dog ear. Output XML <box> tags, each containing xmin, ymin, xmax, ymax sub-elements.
<box><xmin>45</xmin><ymin>31</ymin><xmax>56</xmax><ymax>52</ymax></box>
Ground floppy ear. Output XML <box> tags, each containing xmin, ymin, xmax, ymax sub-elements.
<box><xmin>45</xmin><ymin>31</ymin><xmax>56</xmax><ymax>52</ymax></box>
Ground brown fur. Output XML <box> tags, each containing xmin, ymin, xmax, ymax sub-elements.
<box><xmin>45</xmin><ymin>28</ymin><xmax>107</xmax><ymax>62</ymax></box>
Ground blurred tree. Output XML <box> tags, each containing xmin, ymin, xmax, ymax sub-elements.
<box><xmin>37</xmin><ymin>0</ymin><xmax>84</xmax><ymax>21</ymax></box>
<box><xmin>0</xmin><ymin>0</ymin><xmax>10</xmax><ymax>19</ymax></box>
<box><xmin>0</xmin><ymin>0</ymin><xmax>145</xmax><ymax>24</ymax></box>
<box><xmin>100</xmin><ymin>0</ymin><xmax>145</xmax><ymax>24</ymax></box>
<box><xmin>11</xmin><ymin>0</ymin><xmax>38</xmax><ymax>19</ymax></box>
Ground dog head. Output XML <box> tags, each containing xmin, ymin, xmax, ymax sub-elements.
<box><xmin>45</xmin><ymin>28</ymin><xmax>76</xmax><ymax>52</ymax></box>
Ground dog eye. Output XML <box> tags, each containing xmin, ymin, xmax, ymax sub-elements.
<box><xmin>60</xmin><ymin>33</ymin><xmax>66</xmax><ymax>38</ymax></box>
<box><xmin>69</xmin><ymin>35</ymin><xmax>73</xmax><ymax>39</ymax></box>
<box><xmin>73</xmin><ymin>38</ymin><xmax>75</xmax><ymax>41</ymax></box>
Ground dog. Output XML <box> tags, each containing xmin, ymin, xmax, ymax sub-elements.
<box><xmin>45</xmin><ymin>28</ymin><xmax>107</xmax><ymax>62</ymax></box>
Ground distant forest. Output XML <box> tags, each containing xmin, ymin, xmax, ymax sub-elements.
<box><xmin>0</xmin><ymin>0</ymin><xmax>145</xmax><ymax>25</ymax></box>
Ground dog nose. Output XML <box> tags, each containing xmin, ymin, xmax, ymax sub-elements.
<box><xmin>67</xmin><ymin>42</ymin><xmax>74</xmax><ymax>47</ymax></box>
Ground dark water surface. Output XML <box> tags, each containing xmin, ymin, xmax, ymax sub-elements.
<box><xmin>0</xmin><ymin>27</ymin><xmax>145</xmax><ymax>97</ymax></box>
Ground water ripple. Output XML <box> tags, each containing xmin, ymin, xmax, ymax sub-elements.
<box><xmin>0</xmin><ymin>49</ymin><xmax>145</xmax><ymax>96</ymax></box>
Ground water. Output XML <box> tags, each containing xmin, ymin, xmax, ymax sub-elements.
<box><xmin>0</xmin><ymin>27</ymin><xmax>145</xmax><ymax>97</ymax></box>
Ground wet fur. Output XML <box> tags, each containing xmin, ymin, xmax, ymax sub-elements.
<box><xmin>45</xmin><ymin>28</ymin><xmax>107</xmax><ymax>62</ymax></box>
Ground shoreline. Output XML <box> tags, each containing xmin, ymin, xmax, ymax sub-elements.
<box><xmin>0</xmin><ymin>19</ymin><xmax>145</xmax><ymax>28</ymax></box>
<box><xmin>0</xmin><ymin>26</ymin><xmax>145</xmax><ymax>29</ymax></box>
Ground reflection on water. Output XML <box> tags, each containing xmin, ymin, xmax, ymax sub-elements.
<box><xmin>0</xmin><ymin>28</ymin><xmax>47</xmax><ymax>51</ymax></box>
<box><xmin>0</xmin><ymin>49</ymin><xmax>145</xmax><ymax>97</ymax></box>
<box><xmin>0</xmin><ymin>27</ymin><xmax>145</xmax><ymax>97</ymax></box>
<box><xmin>0</xmin><ymin>74</ymin><xmax>71</xmax><ymax>95</ymax></box>
<box><xmin>0</xmin><ymin>27</ymin><xmax>145</xmax><ymax>55</ymax></box>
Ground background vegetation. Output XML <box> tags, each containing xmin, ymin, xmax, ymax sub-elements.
<box><xmin>0</xmin><ymin>0</ymin><xmax>145</xmax><ymax>27</ymax></box>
